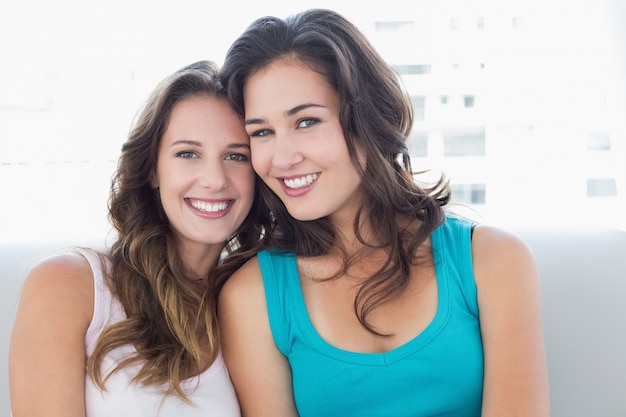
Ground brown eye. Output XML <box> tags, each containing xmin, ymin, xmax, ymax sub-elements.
<box><xmin>175</xmin><ymin>151</ymin><xmax>198</xmax><ymax>159</ymax></box>
<box><xmin>225</xmin><ymin>153</ymin><xmax>250</xmax><ymax>162</ymax></box>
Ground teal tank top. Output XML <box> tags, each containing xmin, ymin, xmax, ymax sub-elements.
<box><xmin>258</xmin><ymin>216</ymin><xmax>483</xmax><ymax>416</ymax></box>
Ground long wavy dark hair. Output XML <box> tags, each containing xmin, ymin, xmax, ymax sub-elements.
<box><xmin>87</xmin><ymin>60</ymin><xmax>271</xmax><ymax>401</ymax></box>
<box><xmin>220</xmin><ymin>9</ymin><xmax>450</xmax><ymax>335</ymax></box>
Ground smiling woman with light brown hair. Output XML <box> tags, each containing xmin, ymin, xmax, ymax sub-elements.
<box><xmin>9</xmin><ymin>60</ymin><xmax>269</xmax><ymax>417</ymax></box>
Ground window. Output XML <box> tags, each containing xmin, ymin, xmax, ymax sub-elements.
<box><xmin>451</xmin><ymin>184</ymin><xmax>487</xmax><ymax>205</ymax></box>
<box><xmin>2</xmin><ymin>0</ymin><xmax>625</xmax><ymax>247</ymax></box>
<box><xmin>450</xmin><ymin>18</ymin><xmax>460</xmax><ymax>31</ymax></box>
<box><xmin>587</xmin><ymin>178</ymin><xmax>618</xmax><ymax>197</ymax></box>
<box><xmin>443</xmin><ymin>130</ymin><xmax>486</xmax><ymax>157</ymax></box>
<box><xmin>375</xmin><ymin>21</ymin><xmax>414</xmax><ymax>31</ymax></box>
<box><xmin>411</xmin><ymin>96</ymin><xmax>426</xmax><ymax>122</ymax></box>
<box><xmin>587</xmin><ymin>132</ymin><xmax>611</xmax><ymax>151</ymax></box>
<box><xmin>393</xmin><ymin>64</ymin><xmax>432</xmax><ymax>75</ymax></box>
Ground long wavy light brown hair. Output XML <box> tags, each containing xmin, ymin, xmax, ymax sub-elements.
<box><xmin>220</xmin><ymin>9</ymin><xmax>451</xmax><ymax>336</ymax></box>
<box><xmin>87</xmin><ymin>60</ymin><xmax>270</xmax><ymax>401</ymax></box>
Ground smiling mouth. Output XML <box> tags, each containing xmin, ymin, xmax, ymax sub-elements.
<box><xmin>189</xmin><ymin>199</ymin><xmax>230</xmax><ymax>212</ymax></box>
<box><xmin>283</xmin><ymin>173</ymin><xmax>319</xmax><ymax>189</ymax></box>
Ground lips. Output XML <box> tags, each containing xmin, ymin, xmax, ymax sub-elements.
<box><xmin>277</xmin><ymin>172</ymin><xmax>320</xmax><ymax>197</ymax></box>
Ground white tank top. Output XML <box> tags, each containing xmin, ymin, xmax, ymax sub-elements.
<box><xmin>80</xmin><ymin>249</ymin><xmax>240</xmax><ymax>417</ymax></box>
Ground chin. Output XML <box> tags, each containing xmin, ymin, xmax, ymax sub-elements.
<box><xmin>286</xmin><ymin>210</ymin><xmax>322</xmax><ymax>222</ymax></box>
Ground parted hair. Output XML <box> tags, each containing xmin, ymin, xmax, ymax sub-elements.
<box><xmin>87</xmin><ymin>60</ymin><xmax>270</xmax><ymax>401</ymax></box>
<box><xmin>220</xmin><ymin>9</ymin><xmax>451</xmax><ymax>334</ymax></box>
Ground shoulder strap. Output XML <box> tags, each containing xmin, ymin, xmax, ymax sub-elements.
<box><xmin>435</xmin><ymin>216</ymin><xmax>479</xmax><ymax>317</ymax></box>
<box><xmin>257</xmin><ymin>249</ymin><xmax>297</xmax><ymax>355</ymax></box>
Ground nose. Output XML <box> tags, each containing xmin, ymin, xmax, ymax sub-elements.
<box><xmin>199</xmin><ymin>161</ymin><xmax>228</xmax><ymax>191</ymax></box>
<box><xmin>271</xmin><ymin>131</ymin><xmax>304</xmax><ymax>170</ymax></box>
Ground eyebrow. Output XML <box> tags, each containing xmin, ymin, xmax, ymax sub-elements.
<box><xmin>171</xmin><ymin>139</ymin><xmax>202</xmax><ymax>147</ymax></box>
<box><xmin>244</xmin><ymin>103</ymin><xmax>326</xmax><ymax>126</ymax></box>
<box><xmin>228</xmin><ymin>143</ymin><xmax>251</xmax><ymax>151</ymax></box>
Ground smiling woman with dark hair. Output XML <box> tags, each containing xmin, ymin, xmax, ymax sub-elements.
<box><xmin>218</xmin><ymin>8</ymin><xmax>550</xmax><ymax>417</ymax></box>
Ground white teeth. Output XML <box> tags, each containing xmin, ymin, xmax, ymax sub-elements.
<box><xmin>190</xmin><ymin>200</ymin><xmax>229</xmax><ymax>212</ymax></box>
<box><xmin>284</xmin><ymin>173</ymin><xmax>319</xmax><ymax>189</ymax></box>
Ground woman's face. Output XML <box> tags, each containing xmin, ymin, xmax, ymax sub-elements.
<box><xmin>243</xmin><ymin>59</ymin><xmax>364</xmax><ymax>224</ymax></box>
<box><xmin>153</xmin><ymin>95</ymin><xmax>255</xmax><ymax>255</ymax></box>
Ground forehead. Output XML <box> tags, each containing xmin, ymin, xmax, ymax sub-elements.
<box><xmin>162</xmin><ymin>95</ymin><xmax>248</xmax><ymax>143</ymax></box>
<box><xmin>168</xmin><ymin>96</ymin><xmax>238</xmax><ymax>125</ymax></box>
<box><xmin>243</xmin><ymin>59</ymin><xmax>336</xmax><ymax>111</ymax></box>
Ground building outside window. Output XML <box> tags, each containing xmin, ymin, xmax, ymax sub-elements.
<box><xmin>2</xmin><ymin>0</ymin><xmax>625</xmax><ymax>245</ymax></box>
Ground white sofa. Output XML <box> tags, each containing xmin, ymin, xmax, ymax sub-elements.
<box><xmin>2</xmin><ymin>228</ymin><xmax>626</xmax><ymax>416</ymax></box>
<box><xmin>521</xmin><ymin>227</ymin><xmax>626</xmax><ymax>416</ymax></box>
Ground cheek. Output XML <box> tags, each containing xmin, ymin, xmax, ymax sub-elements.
<box><xmin>250</xmin><ymin>145</ymin><xmax>270</xmax><ymax>175</ymax></box>
<box><xmin>233</xmin><ymin>167</ymin><xmax>257</xmax><ymax>198</ymax></box>
<box><xmin>155</xmin><ymin>168</ymin><xmax>182</xmax><ymax>192</ymax></box>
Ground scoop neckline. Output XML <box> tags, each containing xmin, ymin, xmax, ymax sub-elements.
<box><xmin>285</xmin><ymin>225</ymin><xmax>450</xmax><ymax>366</ymax></box>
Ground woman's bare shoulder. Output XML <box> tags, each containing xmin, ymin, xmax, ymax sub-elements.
<box><xmin>18</xmin><ymin>250</ymin><xmax>95</xmax><ymax>316</ymax></box>
<box><xmin>470</xmin><ymin>223</ymin><xmax>538</xmax><ymax>289</ymax></box>
<box><xmin>26</xmin><ymin>250</ymin><xmax>93</xmax><ymax>282</ymax></box>
<box><xmin>218</xmin><ymin>254</ymin><xmax>273</xmax><ymax>330</ymax></box>
<box><xmin>223</xmin><ymin>255</ymin><xmax>263</xmax><ymax>285</ymax></box>
<box><xmin>472</xmin><ymin>224</ymin><xmax>533</xmax><ymax>259</ymax></box>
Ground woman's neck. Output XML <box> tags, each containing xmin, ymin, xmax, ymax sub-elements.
<box><xmin>178</xmin><ymin>241</ymin><xmax>224</xmax><ymax>281</ymax></box>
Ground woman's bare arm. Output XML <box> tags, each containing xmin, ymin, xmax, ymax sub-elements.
<box><xmin>473</xmin><ymin>225</ymin><xmax>550</xmax><ymax>416</ymax></box>
<box><xmin>218</xmin><ymin>257</ymin><xmax>298</xmax><ymax>417</ymax></box>
<box><xmin>9</xmin><ymin>252</ymin><xmax>94</xmax><ymax>417</ymax></box>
